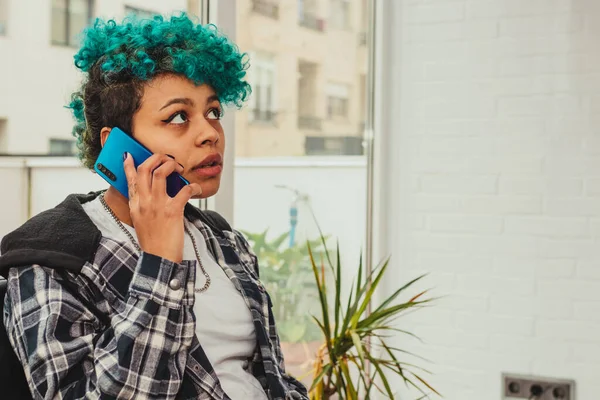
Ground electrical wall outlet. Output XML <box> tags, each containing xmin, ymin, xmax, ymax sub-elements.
<box><xmin>503</xmin><ymin>374</ymin><xmax>575</xmax><ymax>400</ymax></box>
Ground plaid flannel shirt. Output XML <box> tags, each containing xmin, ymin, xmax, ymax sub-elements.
<box><xmin>2</xmin><ymin>195</ymin><xmax>308</xmax><ymax>400</ymax></box>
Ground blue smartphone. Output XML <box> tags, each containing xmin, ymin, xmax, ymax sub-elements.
<box><xmin>94</xmin><ymin>127</ymin><xmax>189</xmax><ymax>199</ymax></box>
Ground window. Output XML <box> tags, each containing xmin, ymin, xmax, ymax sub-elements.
<box><xmin>330</xmin><ymin>0</ymin><xmax>350</xmax><ymax>30</ymax></box>
<box><xmin>49</xmin><ymin>139</ymin><xmax>77</xmax><ymax>156</ymax></box>
<box><xmin>326</xmin><ymin>83</ymin><xmax>350</xmax><ymax>118</ymax></box>
<box><xmin>298</xmin><ymin>0</ymin><xmax>323</xmax><ymax>31</ymax></box>
<box><xmin>51</xmin><ymin>0</ymin><xmax>94</xmax><ymax>47</ymax></box>
<box><xmin>248</xmin><ymin>53</ymin><xmax>277</xmax><ymax>123</ymax></box>
<box><xmin>0</xmin><ymin>0</ymin><xmax>7</xmax><ymax>35</ymax></box>
<box><xmin>298</xmin><ymin>61</ymin><xmax>321</xmax><ymax>130</ymax></box>
<box><xmin>125</xmin><ymin>6</ymin><xmax>157</xmax><ymax>20</ymax></box>
<box><xmin>221</xmin><ymin>0</ymin><xmax>373</xmax><ymax>389</ymax></box>
<box><xmin>252</xmin><ymin>0</ymin><xmax>279</xmax><ymax>19</ymax></box>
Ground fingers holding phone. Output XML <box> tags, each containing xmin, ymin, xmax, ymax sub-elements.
<box><xmin>123</xmin><ymin>152</ymin><xmax>201</xmax><ymax>263</ymax></box>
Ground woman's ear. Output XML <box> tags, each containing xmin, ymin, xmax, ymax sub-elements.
<box><xmin>100</xmin><ymin>127</ymin><xmax>112</xmax><ymax>148</ymax></box>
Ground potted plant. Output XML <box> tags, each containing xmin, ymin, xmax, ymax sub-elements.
<box><xmin>244</xmin><ymin>228</ymin><xmax>439</xmax><ymax>398</ymax></box>
<box><xmin>308</xmin><ymin>240</ymin><xmax>439</xmax><ymax>400</ymax></box>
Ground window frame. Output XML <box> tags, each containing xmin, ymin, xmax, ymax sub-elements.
<box><xmin>326</xmin><ymin>82</ymin><xmax>350</xmax><ymax>119</ymax></box>
<box><xmin>330</xmin><ymin>0</ymin><xmax>351</xmax><ymax>30</ymax></box>
<box><xmin>51</xmin><ymin>0</ymin><xmax>94</xmax><ymax>47</ymax></box>
<box><xmin>248</xmin><ymin>52</ymin><xmax>277</xmax><ymax>124</ymax></box>
<box><xmin>48</xmin><ymin>138</ymin><xmax>78</xmax><ymax>156</ymax></box>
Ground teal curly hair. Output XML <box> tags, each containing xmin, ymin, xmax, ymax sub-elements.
<box><xmin>67</xmin><ymin>13</ymin><xmax>251</xmax><ymax>169</ymax></box>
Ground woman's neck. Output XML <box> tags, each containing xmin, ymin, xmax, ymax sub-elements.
<box><xmin>103</xmin><ymin>187</ymin><xmax>133</xmax><ymax>226</ymax></box>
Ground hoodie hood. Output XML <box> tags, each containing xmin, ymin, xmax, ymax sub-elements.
<box><xmin>0</xmin><ymin>192</ymin><xmax>102</xmax><ymax>277</ymax></box>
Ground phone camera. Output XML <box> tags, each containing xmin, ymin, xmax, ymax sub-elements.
<box><xmin>97</xmin><ymin>163</ymin><xmax>116</xmax><ymax>182</ymax></box>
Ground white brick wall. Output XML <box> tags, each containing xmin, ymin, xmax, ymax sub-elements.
<box><xmin>381</xmin><ymin>0</ymin><xmax>600</xmax><ymax>398</ymax></box>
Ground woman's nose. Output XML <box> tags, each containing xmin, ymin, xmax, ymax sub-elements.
<box><xmin>194</xmin><ymin>120</ymin><xmax>220</xmax><ymax>147</ymax></box>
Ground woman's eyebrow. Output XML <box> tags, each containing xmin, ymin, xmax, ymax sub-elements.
<box><xmin>206</xmin><ymin>94</ymin><xmax>220</xmax><ymax>104</ymax></box>
<box><xmin>159</xmin><ymin>97</ymin><xmax>195</xmax><ymax>110</ymax></box>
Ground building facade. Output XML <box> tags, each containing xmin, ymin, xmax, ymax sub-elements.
<box><xmin>0</xmin><ymin>0</ymin><xmax>368</xmax><ymax>157</ymax></box>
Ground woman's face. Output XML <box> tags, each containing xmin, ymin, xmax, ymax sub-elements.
<box><xmin>130</xmin><ymin>74</ymin><xmax>225</xmax><ymax>199</ymax></box>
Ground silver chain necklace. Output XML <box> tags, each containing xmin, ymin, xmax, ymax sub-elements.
<box><xmin>99</xmin><ymin>194</ymin><xmax>211</xmax><ymax>293</ymax></box>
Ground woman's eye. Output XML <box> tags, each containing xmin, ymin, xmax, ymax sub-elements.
<box><xmin>163</xmin><ymin>112</ymin><xmax>188</xmax><ymax>125</ymax></box>
<box><xmin>207</xmin><ymin>108</ymin><xmax>222</xmax><ymax>120</ymax></box>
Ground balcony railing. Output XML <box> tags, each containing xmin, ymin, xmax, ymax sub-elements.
<box><xmin>251</xmin><ymin>109</ymin><xmax>277</xmax><ymax>123</ymax></box>
<box><xmin>299</xmin><ymin>12</ymin><xmax>325</xmax><ymax>32</ymax></box>
<box><xmin>305</xmin><ymin>135</ymin><xmax>364</xmax><ymax>156</ymax></box>
<box><xmin>252</xmin><ymin>0</ymin><xmax>279</xmax><ymax>19</ymax></box>
<box><xmin>298</xmin><ymin>116</ymin><xmax>322</xmax><ymax>131</ymax></box>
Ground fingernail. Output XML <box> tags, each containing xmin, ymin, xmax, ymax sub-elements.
<box><xmin>177</xmin><ymin>162</ymin><xmax>184</xmax><ymax>169</ymax></box>
<box><xmin>123</xmin><ymin>152</ymin><xmax>129</xmax><ymax>161</ymax></box>
<box><xmin>166</xmin><ymin>154</ymin><xmax>175</xmax><ymax>159</ymax></box>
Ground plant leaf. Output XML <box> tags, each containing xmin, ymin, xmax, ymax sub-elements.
<box><xmin>308</xmin><ymin>242</ymin><xmax>333</xmax><ymax>354</ymax></box>
<box><xmin>360</xmin><ymin>299</ymin><xmax>432</xmax><ymax>329</ymax></box>
<box><xmin>351</xmin><ymin>259</ymin><xmax>390</xmax><ymax>329</ymax></box>
<box><xmin>308</xmin><ymin>364</ymin><xmax>332</xmax><ymax>392</ymax></box>
<box><xmin>350</xmin><ymin>330</ymin><xmax>365</xmax><ymax>364</ymax></box>
<box><xmin>271</xmin><ymin>230</ymin><xmax>290</xmax><ymax>250</ymax></box>
<box><xmin>340</xmin><ymin>360</ymin><xmax>358</xmax><ymax>399</ymax></box>
<box><xmin>371</xmin><ymin>274</ymin><xmax>428</xmax><ymax>316</ymax></box>
<box><xmin>366</xmin><ymin>351</ymin><xmax>395</xmax><ymax>398</ymax></box>
<box><xmin>412</xmin><ymin>372</ymin><xmax>442</xmax><ymax>397</ymax></box>
<box><xmin>334</xmin><ymin>242</ymin><xmax>342</xmax><ymax>339</ymax></box>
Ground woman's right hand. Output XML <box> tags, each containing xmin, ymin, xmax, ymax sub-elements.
<box><xmin>123</xmin><ymin>152</ymin><xmax>202</xmax><ymax>263</ymax></box>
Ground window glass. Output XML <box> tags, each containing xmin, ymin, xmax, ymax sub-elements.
<box><xmin>233</xmin><ymin>0</ymin><xmax>371</xmax><ymax>387</ymax></box>
<box><xmin>51</xmin><ymin>0</ymin><xmax>68</xmax><ymax>45</ymax></box>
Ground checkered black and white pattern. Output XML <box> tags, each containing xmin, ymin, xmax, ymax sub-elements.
<box><xmin>3</xmin><ymin>214</ymin><xmax>308</xmax><ymax>400</ymax></box>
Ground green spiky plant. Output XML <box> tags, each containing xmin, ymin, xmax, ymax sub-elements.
<box><xmin>308</xmin><ymin>239</ymin><xmax>440</xmax><ymax>400</ymax></box>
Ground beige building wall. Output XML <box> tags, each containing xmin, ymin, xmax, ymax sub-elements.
<box><xmin>0</xmin><ymin>0</ymin><xmax>366</xmax><ymax>157</ymax></box>
<box><xmin>234</xmin><ymin>0</ymin><xmax>368</xmax><ymax>157</ymax></box>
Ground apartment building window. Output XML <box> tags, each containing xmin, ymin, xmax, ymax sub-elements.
<box><xmin>330</xmin><ymin>0</ymin><xmax>350</xmax><ymax>30</ymax></box>
<box><xmin>298</xmin><ymin>0</ymin><xmax>324</xmax><ymax>31</ymax></box>
<box><xmin>252</xmin><ymin>0</ymin><xmax>279</xmax><ymax>19</ymax></box>
<box><xmin>0</xmin><ymin>0</ymin><xmax>7</xmax><ymax>35</ymax></box>
<box><xmin>298</xmin><ymin>61</ymin><xmax>321</xmax><ymax>130</ymax></box>
<box><xmin>125</xmin><ymin>6</ymin><xmax>157</xmax><ymax>19</ymax></box>
<box><xmin>51</xmin><ymin>0</ymin><xmax>94</xmax><ymax>47</ymax></box>
<box><xmin>327</xmin><ymin>83</ymin><xmax>349</xmax><ymax>119</ymax></box>
<box><xmin>249</xmin><ymin>53</ymin><xmax>277</xmax><ymax>123</ymax></box>
<box><xmin>49</xmin><ymin>139</ymin><xmax>77</xmax><ymax>156</ymax></box>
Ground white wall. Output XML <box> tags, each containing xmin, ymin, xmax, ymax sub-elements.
<box><xmin>380</xmin><ymin>0</ymin><xmax>600</xmax><ymax>398</ymax></box>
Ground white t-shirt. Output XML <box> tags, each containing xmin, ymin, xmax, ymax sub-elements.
<box><xmin>83</xmin><ymin>197</ymin><xmax>268</xmax><ymax>400</ymax></box>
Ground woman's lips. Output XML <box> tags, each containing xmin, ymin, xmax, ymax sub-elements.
<box><xmin>192</xmin><ymin>164</ymin><xmax>223</xmax><ymax>178</ymax></box>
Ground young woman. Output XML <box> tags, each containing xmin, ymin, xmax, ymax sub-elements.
<box><xmin>0</xmin><ymin>14</ymin><xmax>307</xmax><ymax>400</ymax></box>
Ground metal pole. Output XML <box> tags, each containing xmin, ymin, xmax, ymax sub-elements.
<box><xmin>365</xmin><ymin>0</ymin><xmax>377</xmax><ymax>317</ymax></box>
<box><xmin>364</xmin><ymin>0</ymin><xmax>378</xmax><ymax>382</ymax></box>
<box><xmin>200</xmin><ymin>0</ymin><xmax>236</xmax><ymax>222</ymax></box>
